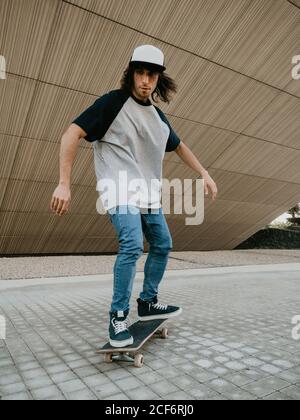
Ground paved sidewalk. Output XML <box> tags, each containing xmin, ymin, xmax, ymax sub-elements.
<box><xmin>0</xmin><ymin>264</ymin><xmax>300</xmax><ymax>400</ymax></box>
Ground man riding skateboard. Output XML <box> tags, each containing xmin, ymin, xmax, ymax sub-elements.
<box><xmin>50</xmin><ymin>45</ymin><xmax>218</xmax><ymax>348</ymax></box>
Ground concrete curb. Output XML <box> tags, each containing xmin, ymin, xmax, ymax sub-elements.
<box><xmin>0</xmin><ymin>263</ymin><xmax>300</xmax><ymax>291</ymax></box>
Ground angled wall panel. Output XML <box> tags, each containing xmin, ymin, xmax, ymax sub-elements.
<box><xmin>0</xmin><ymin>0</ymin><xmax>299</xmax><ymax>254</ymax></box>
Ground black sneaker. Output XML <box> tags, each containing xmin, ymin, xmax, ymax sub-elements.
<box><xmin>137</xmin><ymin>297</ymin><xmax>182</xmax><ymax>321</ymax></box>
<box><xmin>109</xmin><ymin>310</ymin><xmax>134</xmax><ymax>348</ymax></box>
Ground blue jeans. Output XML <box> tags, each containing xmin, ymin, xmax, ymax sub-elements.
<box><xmin>107</xmin><ymin>205</ymin><xmax>173</xmax><ymax>313</ymax></box>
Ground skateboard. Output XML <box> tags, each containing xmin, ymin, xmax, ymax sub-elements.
<box><xmin>97</xmin><ymin>319</ymin><xmax>169</xmax><ymax>368</ymax></box>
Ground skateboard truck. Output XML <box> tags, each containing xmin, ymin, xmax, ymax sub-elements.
<box><xmin>104</xmin><ymin>352</ymin><xmax>145</xmax><ymax>368</ymax></box>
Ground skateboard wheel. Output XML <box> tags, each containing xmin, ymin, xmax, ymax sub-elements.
<box><xmin>104</xmin><ymin>353</ymin><xmax>113</xmax><ymax>363</ymax></box>
<box><xmin>134</xmin><ymin>353</ymin><xmax>144</xmax><ymax>368</ymax></box>
<box><xmin>161</xmin><ymin>327</ymin><xmax>169</xmax><ymax>339</ymax></box>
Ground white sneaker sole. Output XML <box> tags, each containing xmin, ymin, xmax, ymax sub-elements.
<box><xmin>138</xmin><ymin>307</ymin><xmax>182</xmax><ymax>322</ymax></box>
<box><xmin>109</xmin><ymin>337</ymin><xmax>134</xmax><ymax>348</ymax></box>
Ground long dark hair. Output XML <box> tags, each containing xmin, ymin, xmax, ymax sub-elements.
<box><xmin>120</xmin><ymin>62</ymin><xmax>177</xmax><ymax>104</ymax></box>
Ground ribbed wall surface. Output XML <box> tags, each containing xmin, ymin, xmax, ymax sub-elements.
<box><xmin>0</xmin><ymin>0</ymin><xmax>299</xmax><ymax>254</ymax></box>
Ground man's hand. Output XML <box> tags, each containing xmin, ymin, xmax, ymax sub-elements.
<box><xmin>203</xmin><ymin>171</ymin><xmax>218</xmax><ymax>201</ymax></box>
<box><xmin>50</xmin><ymin>184</ymin><xmax>71</xmax><ymax>216</ymax></box>
<box><xmin>175</xmin><ymin>142</ymin><xmax>218</xmax><ymax>201</ymax></box>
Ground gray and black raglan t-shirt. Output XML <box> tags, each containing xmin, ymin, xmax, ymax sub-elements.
<box><xmin>72</xmin><ymin>89</ymin><xmax>181</xmax><ymax>212</ymax></box>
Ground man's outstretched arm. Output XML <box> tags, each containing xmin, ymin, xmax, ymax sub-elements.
<box><xmin>50</xmin><ymin>123</ymin><xmax>87</xmax><ymax>216</ymax></box>
<box><xmin>175</xmin><ymin>141</ymin><xmax>218</xmax><ymax>201</ymax></box>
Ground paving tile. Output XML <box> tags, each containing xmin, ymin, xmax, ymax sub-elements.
<box><xmin>1</xmin><ymin>392</ymin><xmax>33</xmax><ymax>400</ymax></box>
<box><xmin>242</xmin><ymin>377</ymin><xmax>290</xmax><ymax>398</ymax></box>
<box><xmin>149</xmin><ymin>380</ymin><xmax>179</xmax><ymax>397</ymax></box>
<box><xmin>170</xmin><ymin>375</ymin><xmax>200</xmax><ymax>391</ymax></box>
<box><xmin>279</xmin><ymin>385</ymin><xmax>300</xmax><ymax>400</ymax></box>
<box><xmin>0</xmin><ymin>374</ymin><xmax>23</xmax><ymax>386</ymax></box>
<box><xmin>207</xmin><ymin>378</ymin><xmax>241</xmax><ymax>396</ymax></box>
<box><xmin>0</xmin><ymin>382</ymin><xmax>27</xmax><ymax>396</ymax></box>
<box><xmin>92</xmin><ymin>381</ymin><xmax>121</xmax><ymax>399</ymax></box>
<box><xmin>31</xmin><ymin>385</ymin><xmax>64</xmax><ymax>400</ymax></box>
<box><xmin>194</xmin><ymin>359</ymin><xmax>214</xmax><ymax>369</ymax></box>
<box><xmin>260</xmin><ymin>364</ymin><xmax>283</xmax><ymax>375</ymax></box>
<box><xmin>105</xmin><ymin>393</ymin><xmax>130</xmax><ymax>400</ymax></box>
<box><xmin>126</xmin><ymin>387</ymin><xmax>160</xmax><ymax>400</ymax></box>
<box><xmin>116</xmin><ymin>377</ymin><xmax>144</xmax><ymax>392</ymax></box>
<box><xmin>57</xmin><ymin>379</ymin><xmax>87</xmax><ymax>394</ymax></box>
<box><xmin>224</xmin><ymin>373</ymin><xmax>255</xmax><ymax>387</ymax></box>
<box><xmin>262</xmin><ymin>392</ymin><xmax>293</xmax><ymax>400</ymax></box>
<box><xmin>65</xmin><ymin>389</ymin><xmax>98</xmax><ymax>400</ymax></box>
<box><xmin>25</xmin><ymin>376</ymin><xmax>54</xmax><ymax>390</ymax></box>
<box><xmin>163</xmin><ymin>391</ymin><xmax>192</xmax><ymax>400</ymax></box>
<box><xmin>188</xmin><ymin>385</ymin><xmax>219</xmax><ymax>400</ymax></box>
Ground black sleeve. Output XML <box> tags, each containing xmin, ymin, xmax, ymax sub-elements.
<box><xmin>154</xmin><ymin>106</ymin><xmax>181</xmax><ymax>152</ymax></box>
<box><xmin>72</xmin><ymin>90</ymin><xmax>128</xmax><ymax>142</ymax></box>
<box><xmin>165</xmin><ymin>127</ymin><xmax>181</xmax><ymax>152</ymax></box>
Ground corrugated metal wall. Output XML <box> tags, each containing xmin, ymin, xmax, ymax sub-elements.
<box><xmin>0</xmin><ymin>0</ymin><xmax>299</xmax><ymax>254</ymax></box>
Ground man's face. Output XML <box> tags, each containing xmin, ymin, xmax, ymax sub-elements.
<box><xmin>132</xmin><ymin>67</ymin><xmax>160</xmax><ymax>102</ymax></box>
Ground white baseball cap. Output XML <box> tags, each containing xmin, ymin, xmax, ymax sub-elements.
<box><xmin>130</xmin><ymin>45</ymin><xmax>166</xmax><ymax>72</ymax></box>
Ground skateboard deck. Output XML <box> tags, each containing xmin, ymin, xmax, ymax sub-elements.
<box><xmin>97</xmin><ymin>319</ymin><xmax>169</xmax><ymax>368</ymax></box>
